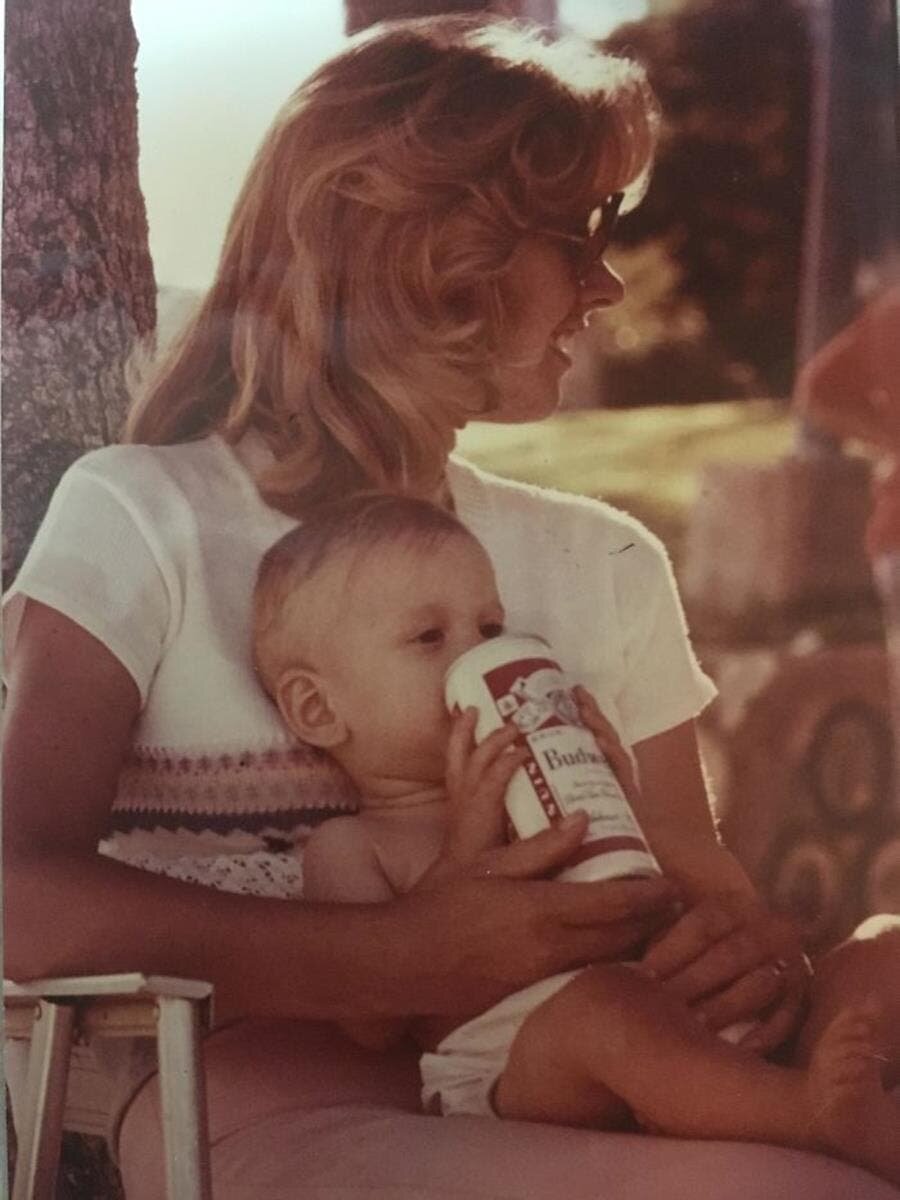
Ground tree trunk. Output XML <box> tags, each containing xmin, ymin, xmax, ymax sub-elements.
<box><xmin>794</xmin><ymin>0</ymin><xmax>899</xmax><ymax>451</ymax></box>
<box><xmin>2</xmin><ymin>0</ymin><xmax>156</xmax><ymax>582</ymax></box>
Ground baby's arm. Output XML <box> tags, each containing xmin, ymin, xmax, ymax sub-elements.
<box><xmin>302</xmin><ymin>816</ymin><xmax>409</xmax><ymax>1050</ymax></box>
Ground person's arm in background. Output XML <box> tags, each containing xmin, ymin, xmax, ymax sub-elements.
<box><xmin>793</xmin><ymin>284</ymin><xmax>900</xmax><ymax>451</ymax></box>
<box><xmin>794</xmin><ymin>284</ymin><xmax>900</xmax><ymax>563</ymax></box>
<box><xmin>3</xmin><ymin>601</ymin><xmax>678</xmax><ymax>1027</ymax></box>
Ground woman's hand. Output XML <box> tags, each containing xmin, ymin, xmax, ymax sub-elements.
<box><xmin>640</xmin><ymin>893</ymin><xmax>812</xmax><ymax>1053</ymax></box>
<box><xmin>574</xmin><ymin>694</ymin><xmax>812</xmax><ymax>1053</ymax></box>
<box><xmin>394</xmin><ymin>872</ymin><xmax>680</xmax><ymax>1016</ymax></box>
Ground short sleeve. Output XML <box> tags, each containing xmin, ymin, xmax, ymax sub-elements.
<box><xmin>612</xmin><ymin>529</ymin><xmax>717</xmax><ymax>745</ymax></box>
<box><xmin>3</xmin><ymin>456</ymin><xmax>173</xmax><ymax>705</ymax></box>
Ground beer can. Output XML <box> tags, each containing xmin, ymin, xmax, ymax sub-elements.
<box><xmin>444</xmin><ymin>635</ymin><xmax>661</xmax><ymax>883</ymax></box>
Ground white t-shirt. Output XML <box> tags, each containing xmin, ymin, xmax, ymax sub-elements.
<box><xmin>4</xmin><ymin>430</ymin><xmax>716</xmax><ymax>893</ymax></box>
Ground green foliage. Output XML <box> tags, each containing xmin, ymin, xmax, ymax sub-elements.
<box><xmin>605</xmin><ymin>0</ymin><xmax>811</xmax><ymax>402</ymax></box>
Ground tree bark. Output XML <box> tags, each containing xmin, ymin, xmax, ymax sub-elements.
<box><xmin>2</xmin><ymin>0</ymin><xmax>155</xmax><ymax>581</ymax></box>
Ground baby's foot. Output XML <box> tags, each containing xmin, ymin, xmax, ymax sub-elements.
<box><xmin>808</xmin><ymin>1002</ymin><xmax>900</xmax><ymax>1185</ymax></box>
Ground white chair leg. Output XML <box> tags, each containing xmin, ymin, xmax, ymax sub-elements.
<box><xmin>12</xmin><ymin>1000</ymin><xmax>75</xmax><ymax>1200</ymax></box>
<box><xmin>156</xmin><ymin>996</ymin><xmax>212</xmax><ymax>1200</ymax></box>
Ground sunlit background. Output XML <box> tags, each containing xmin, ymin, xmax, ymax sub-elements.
<box><xmin>133</xmin><ymin>0</ymin><xmax>345</xmax><ymax>290</ymax></box>
<box><xmin>132</xmin><ymin>0</ymin><xmax>647</xmax><ymax>290</ymax></box>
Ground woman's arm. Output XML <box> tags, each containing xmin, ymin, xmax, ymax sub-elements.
<box><xmin>631</xmin><ymin>718</ymin><xmax>754</xmax><ymax>900</ymax></box>
<box><xmin>575</xmin><ymin>689</ymin><xmax>753</xmax><ymax>899</ymax></box>
<box><xmin>4</xmin><ymin>602</ymin><xmax>678</xmax><ymax>1024</ymax></box>
<box><xmin>2</xmin><ymin>601</ymin><xmax>419</xmax><ymax>1023</ymax></box>
<box><xmin>631</xmin><ymin>717</ymin><xmax>809</xmax><ymax>1050</ymax></box>
<box><xmin>793</xmin><ymin>284</ymin><xmax>900</xmax><ymax>451</ymax></box>
<box><xmin>575</xmin><ymin>691</ymin><xmax>806</xmax><ymax>1049</ymax></box>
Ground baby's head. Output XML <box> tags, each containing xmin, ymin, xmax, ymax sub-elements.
<box><xmin>253</xmin><ymin>493</ymin><xmax>505</xmax><ymax>789</ymax></box>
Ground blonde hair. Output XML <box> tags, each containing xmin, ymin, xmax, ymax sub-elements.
<box><xmin>253</xmin><ymin>492</ymin><xmax>475</xmax><ymax>695</ymax></box>
<box><xmin>127</xmin><ymin>16</ymin><xmax>658</xmax><ymax>515</ymax></box>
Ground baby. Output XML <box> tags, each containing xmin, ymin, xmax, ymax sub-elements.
<box><xmin>252</xmin><ymin>492</ymin><xmax>899</xmax><ymax>1184</ymax></box>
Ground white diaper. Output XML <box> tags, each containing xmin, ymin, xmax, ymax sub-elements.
<box><xmin>420</xmin><ymin>970</ymin><xmax>581</xmax><ymax>1117</ymax></box>
<box><xmin>420</xmin><ymin>967</ymin><xmax>762</xmax><ymax>1118</ymax></box>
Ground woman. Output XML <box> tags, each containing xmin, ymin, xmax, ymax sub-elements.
<box><xmin>4</xmin><ymin>17</ymin><xmax>898</xmax><ymax>1199</ymax></box>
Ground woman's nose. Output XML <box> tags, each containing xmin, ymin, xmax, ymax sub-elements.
<box><xmin>579</xmin><ymin>259</ymin><xmax>625</xmax><ymax>314</ymax></box>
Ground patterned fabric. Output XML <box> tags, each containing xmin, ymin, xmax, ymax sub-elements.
<box><xmin>102</xmin><ymin>742</ymin><xmax>359</xmax><ymax>886</ymax></box>
<box><xmin>100</xmin><ymin>843</ymin><xmax>305</xmax><ymax>899</ymax></box>
<box><xmin>114</xmin><ymin>743</ymin><xmax>350</xmax><ymax>814</ymax></box>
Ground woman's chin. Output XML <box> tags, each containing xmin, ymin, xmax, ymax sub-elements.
<box><xmin>483</xmin><ymin>369</ymin><xmax>565</xmax><ymax>424</ymax></box>
<box><xmin>511</xmin><ymin>385</ymin><xmax>565</xmax><ymax>423</ymax></box>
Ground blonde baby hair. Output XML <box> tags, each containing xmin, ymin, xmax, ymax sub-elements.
<box><xmin>253</xmin><ymin>492</ymin><xmax>475</xmax><ymax>697</ymax></box>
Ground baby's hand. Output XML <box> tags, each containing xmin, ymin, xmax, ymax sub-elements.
<box><xmin>442</xmin><ymin>707</ymin><xmax>529</xmax><ymax>867</ymax></box>
<box><xmin>418</xmin><ymin>708</ymin><xmax>590</xmax><ymax>889</ymax></box>
<box><xmin>573</xmin><ymin>686</ymin><xmax>641</xmax><ymax>808</ymax></box>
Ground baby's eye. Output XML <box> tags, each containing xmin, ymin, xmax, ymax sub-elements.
<box><xmin>414</xmin><ymin>628</ymin><xmax>445</xmax><ymax>646</ymax></box>
<box><xmin>480</xmin><ymin>622</ymin><xmax>504</xmax><ymax>639</ymax></box>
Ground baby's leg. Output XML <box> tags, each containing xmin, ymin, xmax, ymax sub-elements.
<box><xmin>794</xmin><ymin>915</ymin><xmax>900</xmax><ymax>1087</ymax></box>
<box><xmin>805</xmin><ymin>1003</ymin><xmax>900</xmax><ymax>1186</ymax></box>
<box><xmin>495</xmin><ymin>964</ymin><xmax>798</xmax><ymax>1138</ymax></box>
<box><xmin>789</xmin><ymin>914</ymin><xmax>900</xmax><ymax>1184</ymax></box>
<box><xmin>494</xmin><ymin>964</ymin><xmax>899</xmax><ymax>1185</ymax></box>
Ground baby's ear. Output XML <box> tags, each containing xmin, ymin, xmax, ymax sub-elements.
<box><xmin>276</xmin><ymin>668</ymin><xmax>348</xmax><ymax>749</ymax></box>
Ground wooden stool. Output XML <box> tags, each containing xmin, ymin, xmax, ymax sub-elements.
<box><xmin>4</xmin><ymin>974</ymin><xmax>213</xmax><ymax>1200</ymax></box>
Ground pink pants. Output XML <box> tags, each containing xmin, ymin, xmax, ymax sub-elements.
<box><xmin>118</xmin><ymin>1018</ymin><xmax>896</xmax><ymax>1199</ymax></box>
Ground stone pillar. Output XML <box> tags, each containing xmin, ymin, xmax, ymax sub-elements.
<box><xmin>698</xmin><ymin>641</ymin><xmax>895</xmax><ymax>948</ymax></box>
<box><xmin>682</xmin><ymin>454</ymin><xmax>874</xmax><ymax>640</ymax></box>
<box><xmin>682</xmin><ymin>0</ymin><xmax>896</xmax><ymax>640</ymax></box>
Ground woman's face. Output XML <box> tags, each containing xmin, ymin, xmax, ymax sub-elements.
<box><xmin>486</xmin><ymin>235</ymin><xmax>624</xmax><ymax>424</ymax></box>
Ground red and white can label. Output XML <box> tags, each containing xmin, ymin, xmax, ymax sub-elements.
<box><xmin>446</xmin><ymin>636</ymin><xmax>660</xmax><ymax>882</ymax></box>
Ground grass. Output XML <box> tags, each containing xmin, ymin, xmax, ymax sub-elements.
<box><xmin>456</xmin><ymin>399</ymin><xmax>796</xmax><ymax>571</ymax></box>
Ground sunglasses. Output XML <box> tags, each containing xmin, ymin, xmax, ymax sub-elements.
<box><xmin>546</xmin><ymin>191</ymin><xmax>625</xmax><ymax>282</ymax></box>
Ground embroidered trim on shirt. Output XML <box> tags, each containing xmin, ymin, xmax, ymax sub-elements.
<box><xmin>112</xmin><ymin>745</ymin><xmax>359</xmax><ymax>817</ymax></box>
<box><xmin>107</xmin><ymin>806</ymin><xmax>355</xmax><ymax>837</ymax></box>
